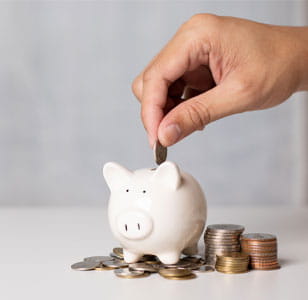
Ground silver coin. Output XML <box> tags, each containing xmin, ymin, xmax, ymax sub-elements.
<box><xmin>159</xmin><ymin>259</ymin><xmax>195</xmax><ymax>269</ymax></box>
<box><xmin>205</xmin><ymin>235</ymin><xmax>241</xmax><ymax>240</ymax></box>
<box><xmin>110</xmin><ymin>252</ymin><xmax>123</xmax><ymax>260</ymax></box>
<box><xmin>84</xmin><ymin>256</ymin><xmax>113</xmax><ymax>263</ymax></box>
<box><xmin>241</xmin><ymin>233</ymin><xmax>276</xmax><ymax>241</ymax></box>
<box><xmin>129</xmin><ymin>263</ymin><xmax>157</xmax><ymax>273</ymax></box>
<box><xmin>205</xmin><ymin>232</ymin><xmax>242</xmax><ymax>237</ymax></box>
<box><xmin>180</xmin><ymin>262</ymin><xmax>203</xmax><ymax>270</ymax></box>
<box><xmin>206</xmin><ymin>245</ymin><xmax>241</xmax><ymax>250</ymax></box>
<box><xmin>205</xmin><ymin>247</ymin><xmax>240</xmax><ymax>251</ymax></box>
<box><xmin>206</xmin><ymin>224</ymin><xmax>245</xmax><ymax>233</ymax></box>
<box><xmin>114</xmin><ymin>268</ymin><xmax>150</xmax><ymax>278</ymax></box>
<box><xmin>153</xmin><ymin>140</ymin><xmax>167</xmax><ymax>165</ymax></box>
<box><xmin>205</xmin><ymin>236</ymin><xmax>240</xmax><ymax>241</ymax></box>
<box><xmin>182</xmin><ymin>255</ymin><xmax>204</xmax><ymax>263</ymax></box>
<box><xmin>71</xmin><ymin>260</ymin><xmax>101</xmax><ymax>271</ymax></box>
<box><xmin>103</xmin><ymin>260</ymin><xmax>128</xmax><ymax>268</ymax></box>
<box><xmin>196</xmin><ymin>265</ymin><xmax>215</xmax><ymax>272</ymax></box>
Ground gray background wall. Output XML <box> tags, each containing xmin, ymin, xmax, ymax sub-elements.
<box><xmin>0</xmin><ymin>0</ymin><xmax>307</xmax><ymax>206</ymax></box>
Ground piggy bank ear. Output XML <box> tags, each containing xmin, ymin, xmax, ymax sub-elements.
<box><xmin>152</xmin><ymin>161</ymin><xmax>181</xmax><ymax>190</ymax></box>
<box><xmin>103</xmin><ymin>162</ymin><xmax>132</xmax><ymax>191</ymax></box>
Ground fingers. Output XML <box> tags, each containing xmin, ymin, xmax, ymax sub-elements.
<box><xmin>135</xmin><ymin>44</ymin><xmax>210</xmax><ymax>146</ymax></box>
<box><xmin>157</xmin><ymin>81</ymin><xmax>250</xmax><ymax>146</ymax></box>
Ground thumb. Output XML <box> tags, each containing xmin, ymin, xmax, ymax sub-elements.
<box><xmin>158</xmin><ymin>83</ymin><xmax>248</xmax><ymax>146</ymax></box>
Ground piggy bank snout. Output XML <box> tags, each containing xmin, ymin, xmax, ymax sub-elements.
<box><xmin>116</xmin><ymin>210</ymin><xmax>153</xmax><ymax>240</ymax></box>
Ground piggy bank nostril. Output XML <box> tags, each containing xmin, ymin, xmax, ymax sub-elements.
<box><xmin>116</xmin><ymin>211</ymin><xmax>153</xmax><ymax>240</ymax></box>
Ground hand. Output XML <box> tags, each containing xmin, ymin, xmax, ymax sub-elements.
<box><xmin>132</xmin><ymin>14</ymin><xmax>308</xmax><ymax>147</ymax></box>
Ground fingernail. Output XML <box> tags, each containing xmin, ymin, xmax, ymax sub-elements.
<box><xmin>163</xmin><ymin>124</ymin><xmax>182</xmax><ymax>145</ymax></box>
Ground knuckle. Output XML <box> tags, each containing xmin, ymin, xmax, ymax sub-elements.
<box><xmin>185</xmin><ymin>100</ymin><xmax>211</xmax><ymax>131</ymax></box>
<box><xmin>188</xmin><ymin>13</ymin><xmax>218</xmax><ymax>27</ymax></box>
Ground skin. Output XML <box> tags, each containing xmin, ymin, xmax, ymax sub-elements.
<box><xmin>132</xmin><ymin>14</ymin><xmax>308</xmax><ymax>147</ymax></box>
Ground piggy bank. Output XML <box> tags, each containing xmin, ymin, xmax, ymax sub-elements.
<box><xmin>103</xmin><ymin>161</ymin><xmax>207</xmax><ymax>264</ymax></box>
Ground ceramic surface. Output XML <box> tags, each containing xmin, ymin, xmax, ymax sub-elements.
<box><xmin>103</xmin><ymin>161</ymin><xmax>207</xmax><ymax>264</ymax></box>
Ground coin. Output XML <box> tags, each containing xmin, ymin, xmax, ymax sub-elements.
<box><xmin>114</xmin><ymin>268</ymin><xmax>150</xmax><ymax>279</ymax></box>
<box><xmin>215</xmin><ymin>253</ymin><xmax>249</xmax><ymax>274</ymax></box>
<box><xmin>71</xmin><ymin>260</ymin><xmax>101</xmax><ymax>271</ymax></box>
<box><xmin>103</xmin><ymin>260</ymin><xmax>128</xmax><ymax>268</ymax></box>
<box><xmin>159</xmin><ymin>268</ymin><xmax>192</xmax><ymax>277</ymax></box>
<box><xmin>84</xmin><ymin>256</ymin><xmax>113</xmax><ymax>263</ymax></box>
<box><xmin>240</xmin><ymin>232</ymin><xmax>279</xmax><ymax>270</ymax></box>
<box><xmin>204</xmin><ymin>224</ymin><xmax>244</xmax><ymax>264</ymax></box>
<box><xmin>95</xmin><ymin>265</ymin><xmax>115</xmax><ymax>271</ymax></box>
<box><xmin>182</xmin><ymin>255</ymin><xmax>204</xmax><ymax>263</ymax></box>
<box><xmin>159</xmin><ymin>260</ymin><xmax>194</xmax><ymax>269</ymax></box>
<box><xmin>112</xmin><ymin>247</ymin><xmax>124</xmax><ymax>258</ymax></box>
<box><xmin>110</xmin><ymin>252</ymin><xmax>122</xmax><ymax>260</ymax></box>
<box><xmin>129</xmin><ymin>263</ymin><xmax>157</xmax><ymax>273</ymax></box>
<box><xmin>196</xmin><ymin>265</ymin><xmax>215</xmax><ymax>272</ymax></box>
<box><xmin>162</xmin><ymin>273</ymin><xmax>197</xmax><ymax>280</ymax></box>
<box><xmin>241</xmin><ymin>233</ymin><xmax>276</xmax><ymax>241</ymax></box>
<box><xmin>206</xmin><ymin>224</ymin><xmax>245</xmax><ymax>233</ymax></box>
<box><xmin>153</xmin><ymin>140</ymin><xmax>167</xmax><ymax>165</ymax></box>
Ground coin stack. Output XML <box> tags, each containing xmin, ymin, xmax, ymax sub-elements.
<box><xmin>215</xmin><ymin>253</ymin><xmax>249</xmax><ymax>274</ymax></box>
<box><xmin>204</xmin><ymin>224</ymin><xmax>245</xmax><ymax>265</ymax></box>
<box><xmin>240</xmin><ymin>233</ymin><xmax>280</xmax><ymax>270</ymax></box>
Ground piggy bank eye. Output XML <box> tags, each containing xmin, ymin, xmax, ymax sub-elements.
<box><xmin>126</xmin><ymin>189</ymin><xmax>129</xmax><ymax>192</ymax></box>
<box><xmin>142</xmin><ymin>190</ymin><xmax>146</xmax><ymax>193</ymax></box>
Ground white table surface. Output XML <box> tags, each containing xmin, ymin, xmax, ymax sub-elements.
<box><xmin>1</xmin><ymin>205</ymin><xmax>307</xmax><ymax>300</ymax></box>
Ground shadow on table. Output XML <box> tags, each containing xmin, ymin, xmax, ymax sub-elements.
<box><xmin>278</xmin><ymin>258</ymin><xmax>299</xmax><ymax>267</ymax></box>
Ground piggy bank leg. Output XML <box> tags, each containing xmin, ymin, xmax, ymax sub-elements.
<box><xmin>158</xmin><ymin>251</ymin><xmax>181</xmax><ymax>264</ymax></box>
<box><xmin>182</xmin><ymin>243</ymin><xmax>198</xmax><ymax>256</ymax></box>
<box><xmin>123</xmin><ymin>249</ymin><xmax>143</xmax><ymax>263</ymax></box>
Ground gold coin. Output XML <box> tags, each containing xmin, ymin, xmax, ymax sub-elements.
<box><xmin>159</xmin><ymin>268</ymin><xmax>192</xmax><ymax>277</ymax></box>
<box><xmin>216</xmin><ymin>269</ymin><xmax>249</xmax><ymax>274</ymax></box>
<box><xmin>161</xmin><ymin>273</ymin><xmax>197</xmax><ymax>280</ymax></box>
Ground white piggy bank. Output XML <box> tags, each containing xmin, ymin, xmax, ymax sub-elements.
<box><xmin>103</xmin><ymin>161</ymin><xmax>207</xmax><ymax>264</ymax></box>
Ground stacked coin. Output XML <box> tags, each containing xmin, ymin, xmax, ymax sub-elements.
<box><xmin>215</xmin><ymin>253</ymin><xmax>249</xmax><ymax>274</ymax></box>
<box><xmin>204</xmin><ymin>224</ymin><xmax>245</xmax><ymax>265</ymax></box>
<box><xmin>240</xmin><ymin>233</ymin><xmax>280</xmax><ymax>270</ymax></box>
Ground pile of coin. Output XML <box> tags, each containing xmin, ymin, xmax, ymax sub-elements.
<box><xmin>215</xmin><ymin>252</ymin><xmax>249</xmax><ymax>274</ymax></box>
<box><xmin>240</xmin><ymin>233</ymin><xmax>280</xmax><ymax>270</ymax></box>
<box><xmin>204</xmin><ymin>224</ymin><xmax>245</xmax><ymax>265</ymax></box>
<box><xmin>71</xmin><ymin>247</ymin><xmax>214</xmax><ymax>280</ymax></box>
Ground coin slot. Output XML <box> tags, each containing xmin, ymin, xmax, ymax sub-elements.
<box><xmin>137</xmin><ymin>223</ymin><xmax>140</xmax><ymax>230</ymax></box>
<box><xmin>125</xmin><ymin>224</ymin><xmax>128</xmax><ymax>231</ymax></box>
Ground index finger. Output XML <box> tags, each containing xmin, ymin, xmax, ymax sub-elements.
<box><xmin>141</xmin><ymin>39</ymin><xmax>195</xmax><ymax>147</ymax></box>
